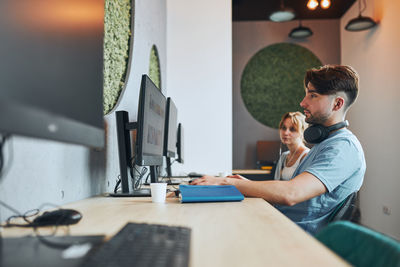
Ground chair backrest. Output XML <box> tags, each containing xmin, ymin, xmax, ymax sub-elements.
<box><xmin>316</xmin><ymin>221</ymin><xmax>400</xmax><ymax>267</ymax></box>
<box><xmin>256</xmin><ymin>141</ymin><xmax>281</xmax><ymax>163</ymax></box>
<box><xmin>328</xmin><ymin>191</ymin><xmax>358</xmax><ymax>223</ymax></box>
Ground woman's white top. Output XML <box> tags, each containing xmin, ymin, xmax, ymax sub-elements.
<box><xmin>274</xmin><ymin>148</ymin><xmax>309</xmax><ymax>181</ymax></box>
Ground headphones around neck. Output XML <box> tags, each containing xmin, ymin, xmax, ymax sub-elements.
<box><xmin>304</xmin><ymin>120</ymin><xmax>349</xmax><ymax>144</ymax></box>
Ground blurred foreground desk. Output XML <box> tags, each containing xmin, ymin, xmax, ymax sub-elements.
<box><xmin>2</xmin><ymin>197</ymin><xmax>349</xmax><ymax>267</ymax></box>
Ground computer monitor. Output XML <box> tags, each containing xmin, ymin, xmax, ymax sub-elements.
<box><xmin>0</xmin><ymin>0</ymin><xmax>105</xmax><ymax>149</ymax></box>
<box><xmin>113</xmin><ymin>75</ymin><xmax>166</xmax><ymax>197</ymax></box>
<box><xmin>163</xmin><ymin>98</ymin><xmax>178</xmax><ymax>177</ymax></box>
<box><xmin>177</xmin><ymin>123</ymin><xmax>184</xmax><ymax>164</ymax></box>
<box><xmin>136</xmin><ymin>75</ymin><xmax>166</xmax><ymax>167</ymax></box>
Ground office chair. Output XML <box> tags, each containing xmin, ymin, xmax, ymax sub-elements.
<box><xmin>328</xmin><ymin>191</ymin><xmax>359</xmax><ymax>223</ymax></box>
<box><xmin>316</xmin><ymin>221</ymin><xmax>400</xmax><ymax>267</ymax></box>
<box><xmin>256</xmin><ymin>140</ymin><xmax>281</xmax><ymax>171</ymax></box>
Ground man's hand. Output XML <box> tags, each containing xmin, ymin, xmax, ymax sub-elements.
<box><xmin>190</xmin><ymin>175</ymin><xmax>229</xmax><ymax>185</ymax></box>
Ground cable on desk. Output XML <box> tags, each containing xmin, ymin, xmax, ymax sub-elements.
<box><xmin>144</xmin><ymin>172</ymin><xmax>151</xmax><ymax>184</ymax></box>
<box><xmin>1</xmin><ymin>206</ymin><xmax>38</xmax><ymax>227</ymax></box>
<box><xmin>160</xmin><ymin>159</ymin><xmax>177</xmax><ymax>184</ymax></box>
<box><xmin>133</xmin><ymin>166</ymin><xmax>147</xmax><ymax>189</ymax></box>
<box><xmin>0</xmin><ymin>200</ymin><xmax>22</xmax><ymax>217</ymax></box>
<box><xmin>0</xmin><ymin>199</ymin><xmax>22</xmax><ymax>237</ymax></box>
<box><xmin>129</xmin><ymin>155</ymin><xmax>148</xmax><ymax>189</ymax></box>
<box><xmin>114</xmin><ymin>175</ymin><xmax>121</xmax><ymax>194</ymax></box>
<box><xmin>113</xmin><ymin>167</ymin><xmax>148</xmax><ymax>193</ymax></box>
<box><xmin>1</xmin><ymin>202</ymin><xmax>61</xmax><ymax>228</ymax></box>
<box><xmin>0</xmin><ymin>201</ymin><xmax>94</xmax><ymax>251</ymax></box>
<box><xmin>113</xmin><ymin>154</ymin><xmax>148</xmax><ymax>193</ymax></box>
<box><xmin>129</xmin><ymin>155</ymin><xmax>136</xmax><ymax>179</ymax></box>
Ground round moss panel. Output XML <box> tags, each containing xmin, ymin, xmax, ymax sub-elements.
<box><xmin>241</xmin><ymin>43</ymin><xmax>322</xmax><ymax>129</ymax></box>
<box><xmin>149</xmin><ymin>45</ymin><xmax>161</xmax><ymax>89</ymax></box>
<box><xmin>103</xmin><ymin>0</ymin><xmax>132</xmax><ymax>115</ymax></box>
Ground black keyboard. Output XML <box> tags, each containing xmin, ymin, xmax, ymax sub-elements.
<box><xmin>82</xmin><ymin>223</ymin><xmax>191</xmax><ymax>267</ymax></box>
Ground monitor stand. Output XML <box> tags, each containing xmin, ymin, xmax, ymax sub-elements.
<box><xmin>109</xmin><ymin>166</ymin><xmax>158</xmax><ymax>197</ymax></box>
<box><xmin>166</xmin><ymin>157</ymin><xmax>172</xmax><ymax>177</ymax></box>
<box><xmin>149</xmin><ymin>166</ymin><xmax>159</xmax><ymax>183</ymax></box>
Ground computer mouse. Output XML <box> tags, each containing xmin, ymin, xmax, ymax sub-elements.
<box><xmin>188</xmin><ymin>178</ymin><xmax>200</xmax><ymax>184</ymax></box>
<box><xmin>33</xmin><ymin>209</ymin><xmax>82</xmax><ymax>226</ymax></box>
<box><xmin>188</xmin><ymin>172</ymin><xmax>204</xmax><ymax>178</ymax></box>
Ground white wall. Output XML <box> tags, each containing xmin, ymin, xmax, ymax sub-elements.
<box><xmin>233</xmin><ymin>20</ymin><xmax>341</xmax><ymax>169</ymax></box>
<box><xmin>105</xmin><ymin>0</ymin><xmax>167</xmax><ymax>187</ymax></box>
<box><xmin>0</xmin><ymin>0</ymin><xmax>167</xmax><ymax>221</ymax></box>
<box><xmin>341</xmin><ymin>0</ymin><xmax>400</xmax><ymax>238</ymax></box>
<box><xmin>166</xmin><ymin>0</ymin><xmax>232</xmax><ymax>175</ymax></box>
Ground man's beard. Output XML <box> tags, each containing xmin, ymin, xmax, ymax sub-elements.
<box><xmin>305</xmin><ymin>111</ymin><xmax>330</xmax><ymax>125</ymax></box>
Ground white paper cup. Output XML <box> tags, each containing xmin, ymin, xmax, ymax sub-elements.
<box><xmin>150</xmin><ymin>183</ymin><xmax>167</xmax><ymax>203</ymax></box>
<box><xmin>218</xmin><ymin>171</ymin><xmax>228</xmax><ymax>177</ymax></box>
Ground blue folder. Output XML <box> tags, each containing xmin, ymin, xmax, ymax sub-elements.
<box><xmin>179</xmin><ymin>185</ymin><xmax>244</xmax><ymax>203</ymax></box>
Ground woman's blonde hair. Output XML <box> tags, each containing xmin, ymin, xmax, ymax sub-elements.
<box><xmin>278</xmin><ymin>112</ymin><xmax>308</xmax><ymax>135</ymax></box>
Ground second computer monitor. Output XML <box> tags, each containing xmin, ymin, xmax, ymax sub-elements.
<box><xmin>177</xmin><ymin>123</ymin><xmax>184</xmax><ymax>164</ymax></box>
<box><xmin>163</xmin><ymin>98</ymin><xmax>178</xmax><ymax>158</ymax></box>
<box><xmin>136</xmin><ymin>75</ymin><xmax>166</xmax><ymax>167</ymax></box>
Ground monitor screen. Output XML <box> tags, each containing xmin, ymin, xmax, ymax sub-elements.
<box><xmin>163</xmin><ymin>98</ymin><xmax>178</xmax><ymax>158</ymax></box>
<box><xmin>136</xmin><ymin>75</ymin><xmax>166</xmax><ymax>166</ymax></box>
<box><xmin>0</xmin><ymin>0</ymin><xmax>105</xmax><ymax>148</ymax></box>
<box><xmin>177</xmin><ymin>123</ymin><xmax>184</xmax><ymax>164</ymax></box>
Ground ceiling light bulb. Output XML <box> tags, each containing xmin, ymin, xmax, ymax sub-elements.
<box><xmin>307</xmin><ymin>0</ymin><xmax>319</xmax><ymax>10</ymax></box>
<box><xmin>321</xmin><ymin>0</ymin><xmax>331</xmax><ymax>9</ymax></box>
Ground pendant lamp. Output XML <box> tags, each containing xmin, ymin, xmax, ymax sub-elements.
<box><xmin>345</xmin><ymin>0</ymin><xmax>377</xmax><ymax>31</ymax></box>
<box><xmin>289</xmin><ymin>21</ymin><xmax>313</xmax><ymax>39</ymax></box>
<box><xmin>269</xmin><ymin>0</ymin><xmax>295</xmax><ymax>22</ymax></box>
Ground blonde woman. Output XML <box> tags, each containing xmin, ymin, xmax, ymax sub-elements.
<box><xmin>274</xmin><ymin>112</ymin><xmax>309</xmax><ymax>180</ymax></box>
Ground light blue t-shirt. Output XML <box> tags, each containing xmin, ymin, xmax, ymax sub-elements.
<box><xmin>276</xmin><ymin>128</ymin><xmax>366</xmax><ymax>235</ymax></box>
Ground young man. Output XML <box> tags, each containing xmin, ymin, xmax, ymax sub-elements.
<box><xmin>191</xmin><ymin>65</ymin><xmax>366</xmax><ymax>235</ymax></box>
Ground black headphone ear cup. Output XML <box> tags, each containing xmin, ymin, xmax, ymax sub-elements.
<box><xmin>320</xmin><ymin>127</ymin><xmax>330</xmax><ymax>141</ymax></box>
<box><xmin>304</xmin><ymin>121</ymin><xmax>349</xmax><ymax>144</ymax></box>
<box><xmin>327</xmin><ymin>120</ymin><xmax>349</xmax><ymax>132</ymax></box>
<box><xmin>304</xmin><ymin>125</ymin><xmax>329</xmax><ymax>144</ymax></box>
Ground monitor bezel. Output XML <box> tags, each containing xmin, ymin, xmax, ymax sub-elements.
<box><xmin>163</xmin><ymin>97</ymin><xmax>178</xmax><ymax>158</ymax></box>
<box><xmin>177</xmin><ymin>123</ymin><xmax>184</xmax><ymax>164</ymax></box>
<box><xmin>0</xmin><ymin>99</ymin><xmax>104</xmax><ymax>148</ymax></box>
<box><xmin>135</xmin><ymin>75</ymin><xmax>166</xmax><ymax>167</ymax></box>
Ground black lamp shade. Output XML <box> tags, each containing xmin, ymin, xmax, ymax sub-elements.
<box><xmin>345</xmin><ymin>15</ymin><xmax>377</xmax><ymax>31</ymax></box>
<box><xmin>289</xmin><ymin>26</ymin><xmax>313</xmax><ymax>38</ymax></box>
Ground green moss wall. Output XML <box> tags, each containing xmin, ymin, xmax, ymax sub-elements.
<box><xmin>241</xmin><ymin>43</ymin><xmax>321</xmax><ymax>129</ymax></box>
<box><xmin>103</xmin><ymin>0</ymin><xmax>132</xmax><ymax>114</ymax></box>
<box><xmin>149</xmin><ymin>45</ymin><xmax>161</xmax><ymax>89</ymax></box>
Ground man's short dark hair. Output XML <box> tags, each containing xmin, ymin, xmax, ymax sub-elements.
<box><xmin>304</xmin><ymin>65</ymin><xmax>359</xmax><ymax>109</ymax></box>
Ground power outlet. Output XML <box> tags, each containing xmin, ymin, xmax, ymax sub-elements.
<box><xmin>382</xmin><ymin>206</ymin><xmax>391</xmax><ymax>215</ymax></box>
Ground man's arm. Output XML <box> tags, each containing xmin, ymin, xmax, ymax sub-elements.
<box><xmin>192</xmin><ymin>172</ymin><xmax>327</xmax><ymax>206</ymax></box>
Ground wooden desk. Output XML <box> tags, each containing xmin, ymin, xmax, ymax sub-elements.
<box><xmin>2</xmin><ymin>197</ymin><xmax>349</xmax><ymax>267</ymax></box>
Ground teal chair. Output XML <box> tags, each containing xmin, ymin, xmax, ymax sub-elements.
<box><xmin>328</xmin><ymin>192</ymin><xmax>360</xmax><ymax>223</ymax></box>
<box><xmin>316</xmin><ymin>221</ymin><xmax>400</xmax><ymax>267</ymax></box>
